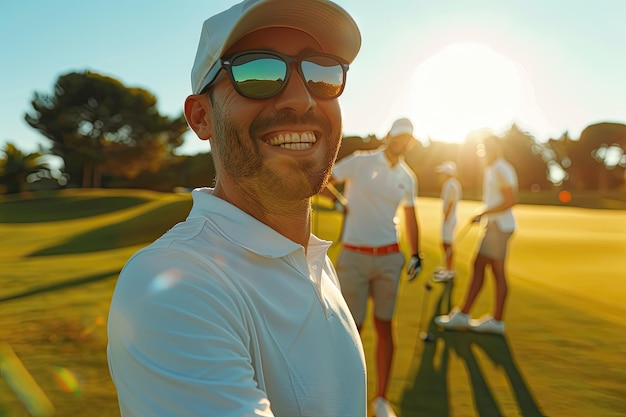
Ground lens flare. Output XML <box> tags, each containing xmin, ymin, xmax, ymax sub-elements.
<box><xmin>53</xmin><ymin>366</ymin><xmax>80</xmax><ymax>396</ymax></box>
<box><xmin>148</xmin><ymin>269</ymin><xmax>183</xmax><ymax>294</ymax></box>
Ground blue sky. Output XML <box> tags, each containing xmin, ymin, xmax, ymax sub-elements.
<box><xmin>1</xmin><ymin>0</ymin><xmax>625</xmax><ymax>157</ymax></box>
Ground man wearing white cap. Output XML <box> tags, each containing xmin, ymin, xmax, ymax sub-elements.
<box><xmin>327</xmin><ymin>117</ymin><xmax>422</xmax><ymax>417</ymax></box>
<box><xmin>433</xmin><ymin>161</ymin><xmax>462</xmax><ymax>282</ymax></box>
<box><xmin>107</xmin><ymin>1</ymin><xmax>366</xmax><ymax>416</ymax></box>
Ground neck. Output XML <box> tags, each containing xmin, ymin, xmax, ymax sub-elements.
<box><xmin>214</xmin><ymin>182</ymin><xmax>312</xmax><ymax>249</ymax></box>
<box><xmin>384</xmin><ymin>148</ymin><xmax>400</xmax><ymax>166</ymax></box>
<box><xmin>260</xmin><ymin>201</ymin><xmax>312</xmax><ymax>249</ymax></box>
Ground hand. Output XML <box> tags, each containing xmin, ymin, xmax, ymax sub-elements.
<box><xmin>407</xmin><ymin>254</ymin><xmax>422</xmax><ymax>282</ymax></box>
<box><xmin>471</xmin><ymin>213</ymin><xmax>482</xmax><ymax>223</ymax></box>
<box><xmin>334</xmin><ymin>200</ymin><xmax>347</xmax><ymax>214</ymax></box>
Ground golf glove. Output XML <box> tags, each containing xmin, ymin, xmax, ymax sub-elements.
<box><xmin>407</xmin><ymin>254</ymin><xmax>422</xmax><ymax>282</ymax></box>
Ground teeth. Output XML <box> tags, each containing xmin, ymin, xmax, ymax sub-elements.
<box><xmin>268</xmin><ymin>131</ymin><xmax>316</xmax><ymax>147</ymax></box>
<box><xmin>280</xmin><ymin>142</ymin><xmax>312</xmax><ymax>150</ymax></box>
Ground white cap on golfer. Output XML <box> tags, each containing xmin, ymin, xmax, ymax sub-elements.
<box><xmin>190</xmin><ymin>0</ymin><xmax>362</xmax><ymax>94</ymax></box>
<box><xmin>388</xmin><ymin>118</ymin><xmax>414</xmax><ymax>138</ymax></box>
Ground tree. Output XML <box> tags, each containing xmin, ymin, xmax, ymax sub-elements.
<box><xmin>0</xmin><ymin>143</ymin><xmax>51</xmax><ymax>194</ymax></box>
<box><xmin>500</xmin><ymin>124</ymin><xmax>551</xmax><ymax>191</ymax></box>
<box><xmin>24</xmin><ymin>71</ymin><xmax>188</xmax><ymax>188</ymax></box>
<box><xmin>545</xmin><ymin>132</ymin><xmax>573</xmax><ymax>186</ymax></box>
<box><xmin>569</xmin><ymin>123</ymin><xmax>626</xmax><ymax>190</ymax></box>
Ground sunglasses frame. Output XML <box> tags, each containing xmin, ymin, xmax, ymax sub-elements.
<box><xmin>215</xmin><ymin>49</ymin><xmax>349</xmax><ymax>100</ymax></box>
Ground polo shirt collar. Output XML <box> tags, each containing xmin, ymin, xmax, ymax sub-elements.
<box><xmin>187</xmin><ymin>188</ymin><xmax>329</xmax><ymax>258</ymax></box>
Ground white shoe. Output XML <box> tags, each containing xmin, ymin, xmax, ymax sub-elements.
<box><xmin>372</xmin><ymin>396</ymin><xmax>397</xmax><ymax>417</ymax></box>
<box><xmin>434</xmin><ymin>307</ymin><xmax>471</xmax><ymax>330</ymax></box>
<box><xmin>470</xmin><ymin>316</ymin><xmax>505</xmax><ymax>334</ymax></box>
<box><xmin>433</xmin><ymin>268</ymin><xmax>455</xmax><ymax>282</ymax></box>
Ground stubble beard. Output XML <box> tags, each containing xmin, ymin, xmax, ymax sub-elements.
<box><xmin>212</xmin><ymin>108</ymin><xmax>340</xmax><ymax>202</ymax></box>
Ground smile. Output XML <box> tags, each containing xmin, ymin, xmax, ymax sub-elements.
<box><xmin>266</xmin><ymin>131</ymin><xmax>316</xmax><ymax>150</ymax></box>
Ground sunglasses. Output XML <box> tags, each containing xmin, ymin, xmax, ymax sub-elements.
<box><xmin>212</xmin><ymin>50</ymin><xmax>349</xmax><ymax>100</ymax></box>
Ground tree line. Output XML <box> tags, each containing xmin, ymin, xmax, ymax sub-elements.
<box><xmin>1</xmin><ymin>70</ymin><xmax>625</xmax><ymax>196</ymax></box>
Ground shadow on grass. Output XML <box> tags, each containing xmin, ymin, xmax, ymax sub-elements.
<box><xmin>27</xmin><ymin>199</ymin><xmax>192</xmax><ymax>256</ymax></box>
<box><xmin>0</xmin><ymin>270</ymin><xmax>119</xmax><ymax>303</ymax></box>
<box><xmin>0</xmin><ymin>195</ymin><xmax>150</xmax><ymax>223</ymax></box>
<box><xmin>401</xmin><ymin>282</ymin><xmax>545</xmax><ymax>417</ymax></box>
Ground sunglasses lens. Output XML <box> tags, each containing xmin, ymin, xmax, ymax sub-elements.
<box><xmin>301</xmin><ymin>56</ymin><xmax>345</xmax><ymax>98</ymax></box>
<box><xmin>226</xmin><ymin>52</ymin><xmax>346</xmax><ymax>99</ymax></box>
<box><xmin>230</xmin><ymin>54</ymin><xmax>287</xmax><ymax>98</ymax></box>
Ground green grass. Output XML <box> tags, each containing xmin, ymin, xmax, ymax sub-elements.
<box><xmin>1</xmin><ymin>190</ymin><xmax>625</xmax><ymax>416</ymax></box>
<box><xmin>28</xmin><ymin>199</ymin><xmax>191</xmax><ymax>256</ymax></box>
<box><xmin>0</xmin><ymin>190</ymin><xmax>150</xmax><ymax>223</ymax></box>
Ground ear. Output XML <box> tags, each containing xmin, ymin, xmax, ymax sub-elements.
<box><xmin>184</xmin><ymin>94</ymin><xmax>213</xmax><ymax>140</ymax></box>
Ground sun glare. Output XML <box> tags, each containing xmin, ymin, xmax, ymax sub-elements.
<box><xmin>410</xmin><ymin>42</ymin><xmax>523</xmax><ymax>143</ymax></box>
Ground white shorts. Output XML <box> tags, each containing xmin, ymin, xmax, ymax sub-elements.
<box><xmin>442</xmin><ymin>220</ymin><xmax>456</xmax><ymax>244</ymax></box>
<box><xmin>335</xmin><ymin>250</ymin><xmax>405</xmax><ymax>324</ymax></box>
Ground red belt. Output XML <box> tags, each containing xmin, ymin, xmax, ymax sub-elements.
<box><xmin>343</xmin><ymin>243</ymin><xmax>400</xmax><ymax>255</ymax></box>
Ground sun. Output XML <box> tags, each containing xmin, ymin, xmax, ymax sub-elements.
<box><xmin>410</xmin><ymin>42</ymin><xmax>524</xmax><ymax>143</ymax></box>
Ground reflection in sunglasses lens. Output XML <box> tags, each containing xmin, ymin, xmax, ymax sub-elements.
<box><xmin>229</xmin><ymin>52</ymin><xmax>345</xmax><ymax>99</ymax></box>
<box><xmin>232</xmin><ymin>58</ymin><xmax>286</xmax><ymax>98</ymax></box>
<box><xmin>302</xmin><ymin>59</ymin><xmax>343</xmax><ymax>98</ymax></box>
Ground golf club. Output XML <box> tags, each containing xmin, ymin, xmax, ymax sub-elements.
<box><xmin>455</xmin><ymin>219</ymin><xmax>476</xmax><ymax>243</ymax></box>
<box><xmin>432</xmin><ymin>219</ymin><xmax>477</xmax><ymax>283</ymax></box>
<box><xmin>417</xmin><ymin>282</ymin><xmax>435</xmax><ymax>342</ymax></box>
<box><xmin>326</xmin><ymin>182</ymin><xmax>348</xmax><ymax>207</ymax></box>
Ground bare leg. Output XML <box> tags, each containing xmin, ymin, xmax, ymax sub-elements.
<box><xmin>460</xmin><ymin>254</ymin><xmax>489</xmax><ymax>315</ymax></box>
<box><xmin>490</xmin><ymin>259</ymin><xmax>508</xmax><ymax>321</ymax></box>
<box><xmin>373</xmin><ymin>317</ymin><xmax>394</xmax><ymax>398</ymax></box>
<box><xmin>443</xmin><ymin>243</ymin><xmax>454</xmax><ymax>270</ymax></box>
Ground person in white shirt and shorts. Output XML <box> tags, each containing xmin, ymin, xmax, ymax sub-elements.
<box><xmin>327</xmin><ymin>118</ymin><xmax>422</xmax><ymax>417</ymax></box>
<box><xmin>434</xmin><ymin>161</ymin><xmax>462</xmax><ymax>283</ymax></box>
<box><xmin>435</xmin><ymin>135</ymin><xmax>517</xmax><ymax>335</ymax></box>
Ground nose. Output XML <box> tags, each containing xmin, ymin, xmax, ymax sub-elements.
<box><xmin>273</xmin><ymin>65</ymin><xmax>316</xmax><ymax>114</ymax></box>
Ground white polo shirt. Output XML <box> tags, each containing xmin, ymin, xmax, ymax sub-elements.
<box><xmin>332</xmin><ymin>150</ymin><xmax>417</xmax><ymax>246</ymax></box>
<box><xmin>107</xmin><ymin>188</ymin><xmax>366</xmax><ymax>417</ymax></box>
<box><xmin>441</xmin><ymin>177</ymin><xmax>462</xmax><ymax>226</ymax></box>
<box><xmin>483</xmin><ymin>157</ymin><xmax>518</xmax><ymax>232</ymax></box>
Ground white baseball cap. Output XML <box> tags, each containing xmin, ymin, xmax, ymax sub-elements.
<box><xmin>435</xmin><ymin>161</ymin><xmax>458</xmax><ymax>176</ymax></box>
<box><xmin>190</xmin><ymin>0</ymin><xmax>362</xmax><ymax>94</ymax></box>
<box><xmin>388</xmin><ymin>118</ymin><xmax>414</xmax><ymax>138</ymax></box>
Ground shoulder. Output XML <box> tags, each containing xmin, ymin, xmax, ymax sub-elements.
<box><xmin>353</xmin><ymin>149</ymin><xmax>383</xmax><ymax>160</ymax></box>
<box><xmin>335</xmin><ymin>149</ymin><xmax>383</xmax><ymax>175</ymax></box>
<box><xmin>112</xmin><ymin>244</ymin><xmax>250</xmax><ymax>340</ymax></box>
<box><xmin>497</xmin><ymin>159</ymin><xmax>517</xmax><ymax>177</ymax></box>
<box><xmin>335</xmin><ymin>149</ymin><xmax>376</xmax><ymax>165</ymax></box>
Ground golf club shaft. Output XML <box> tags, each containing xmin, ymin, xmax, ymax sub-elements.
<box><xmin>441</xmin><ymin>220</ymin><xmax>474</xmax><ymax>266</ymax></box>
<box><xmin>418</xmin><ymin>285</ymin><xmax>431</xmax><ymax>335</ymax></box>
<box><xmin>326</xmin><ymin>182</ymin><xmax>348</xmax><ymax>206</ymax></box>
<box><xmin>455</xmin><ymin>220</ymin><xmax>474</xmax><ymax>243</ymax></box>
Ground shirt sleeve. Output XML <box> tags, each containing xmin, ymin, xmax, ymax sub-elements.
<box><xmin>402</xmin><ymin>165</ymin><xmax>417</xmax><ymax>207</ymax></box>
<box><xmin>107</xmin><ymin>250</ymin><xmax>273</xmax><ymax>417</ymax></box>
<box><xmin>441</xmin><ymin>180</ymin><xmax>450</xmax><ymax>202</ymax></box>
<box><xmin>498</xmin><ymin>163</ymin><xmax>518</xmax><ymax>190</ymax></box>
<box><xmin>331</xmin><ymin>153</ymin><xmax>359</xmax><ymax>182</ymax></box>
